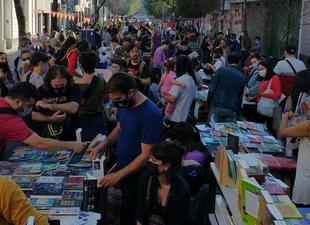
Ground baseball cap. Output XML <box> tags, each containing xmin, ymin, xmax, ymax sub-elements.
<box><xmin>285</xmin><ymin>45</ymin><xmax>296</xmax><ymax>54</ymax></box>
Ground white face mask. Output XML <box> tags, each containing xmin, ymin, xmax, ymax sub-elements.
<box><xmin>258</xmin><ymin>70</ymin><xmax>267</xmax><ymax>78</ymax></box>
<box><xmin>21</xmin><ymin>60</ymin><xmax>30</xmax><ymax>65</ymax></box>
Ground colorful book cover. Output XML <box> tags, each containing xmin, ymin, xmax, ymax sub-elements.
<box><xmin>20</xmin><ymin>163</ymin><xmax>43</xmax><ymax>170</ymax></box>
<box><xmin>12</xmin><ymin>176</ymin><xmax>38</xmax><ymax>183</ymax></box>
<box><xmin>54</xmin><ymin>199</ymin><xmax>82</xmax><ymax>207</ymax></box>
<box><xmin>62</xmin><ymin>190</ymin><xmax>83</xmax><ymax>200</ymax></box>
<box><xmin>30</xmin><ymin>198</ymin><xmax>55</xmax><ymax>207</ymax></box>
<box><xmin>0</xmin><ymin>168</ymin><xmax>14</xmax><ymax>175</ymax></box>
<box><xmin>298</xmin><ymin>208</ymin><xmax>310</xmax><ymax>224</ymax></box>
<box><xmin>32</xmin><ymin>183</ymin><xmax>64</xmax><ymax>198</ymax></box>
<box><xmin>262</xmin><ymin>183</ymin><xmax>286</xmax><ymax>195</ymax></box>
<box><xmin>275</xmin><ymin>203</ymin><xmax>303</xmax><ymax>219</ymax></box>
<box><xmin>49</xmin><ymin>207</ymin><xmax>80</xmax><ymax>215</ymax></box>
<box><xmin>67</xmin><ymin>176</ymin><xmax>85</xmax><ymax>184</ymax></box>
<box><xmin>36</xmin><ymin>176</ymin><xmax>65</xmax><ymax>184</ymax></box>
<box><xmin>295</xmin><ymin>92</ymin><xmax>310</xmax><ymax>118</ymax></box>
<box><xmin>13</xmin><ymin>169</ymin><xmax>42</xmax><ymax>176</ymax></box>
<box><xmin>64</xmin><ymin>183</ymin><xmax>84</xmax><ymax>190</ymax></box>
<box><xmin>41</xmin><ymin>169</ymin><xmax>71</xmax><ymax>177</ymax></box>
<box><xmin>17</xmin><ymin>182</ymin><xmax>34</xmax><ymax>190</ymax></box>
<box><xmin>0</xmin><ymin>162</ymin><xmax>21</xmax><ymax>169</ymax></box>
<box><xmin>240</xmin><ymin>178</ymin><xmax>263</xmax><ymax>225</ymax></box>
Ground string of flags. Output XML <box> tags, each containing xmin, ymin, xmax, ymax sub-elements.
<box><xmin>33</xmin><ymin>9</ymin><xmax>91</xmax><ymax>23</ymax></box>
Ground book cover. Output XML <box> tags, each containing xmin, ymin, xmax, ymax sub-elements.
<box><xmin>297</xmin><ymin>207</ymin><xmax>310</xmax><ymax>224</ymax></box>
<box><xmin>54</xmin><ymin>199</ymin><xmax>82</xmax><ymax>207</ymax></box>
<box><xmin>32</xmin><ymin>183</ymin><xmax>64</xmax><ymax>198</ymax></box>
<box><xmin>67</xmin><ymin>176</ymin><xmax>85</xmax><ymax>184</ymax></box>
<box><xmin>20</xmin><ymin>163</ymin><xmax>43</xmax><ymax>170</ymax></box>
<box><xmin>12</xmin><ymin>176</ymin><xmax>38</xmax><ymax>183</ymax></box>
<box><xmin>262</xmin><ymin>183</ymin><xmax>286</xmax><ymax>195</ymax></box>
<box><xmin>240</xmin><ymin>178</ymin><xmax>263</xmax><ymax>225</ymax></box>
<box><xmin>295</xmin><ymin>92</ymin><xmax>310</xmax><ymax>118</ymax></box>
<box><xmin>275</xmin><ymin>203</ymin><xmax>303</xmax><ymax>219</ymax></box>
<box><xmin>0</xmin><ymin>168</ymin><xmax>14</xmax><ymax>176</ymax></box>
<box><xmin>285</xmin><ymin>219</ymin><xmax>309</xmax><ymax>225</ymax></box>
<box><xmin>13</xmin><ymin>169</ymin><xmax>42</xmax><ymax>176</ymax></box>
<box><xmin>41</xmin><ymin>169</ymin><xmax>71</xmax><ymax>177</ymax></box>
<box><xmin>0</xmin><ymin>162</ymin><xmax>21</xmax><ymax>169</ymax></box>
<box><xmin>17</xmin><ymin>182</ymin><xmax>34</xmax><ymax>190</ymax></box>
<box><xmin>49</xmin><ymin>207</ymin><xmax>80</xmax><ymax>215</ymax></box>
<box><xmin>64</xmin><ymin>183</ymin><xmax>84</xmax><ymax>190</ymax></box>
<box><xmin>37</xmin><ymin>176</ymin><xmax>65</xmax><ymax>184</ymax></box>
<box><xmin>63</xmin><ymin>190</ymin><xmax>83</xmax><ymax>200</ymax></box>
<box><xmin>30</xmin><ymin>198</ymin><xmax>55</xmax><ymax>207</ymax></box>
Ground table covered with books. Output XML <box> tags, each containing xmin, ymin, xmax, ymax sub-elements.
<box><xmin>207</xmin><ymin>146</ymin><xmax>309</xmax><ymax>225</ymax></box>
<box><xmin>0</xmin><ymin>146</ymin><xmax>103</xmax><ymax>225</ymax></box>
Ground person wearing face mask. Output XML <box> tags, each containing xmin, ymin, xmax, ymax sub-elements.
<box><xmin>255</xmin><ymin>60</ymin><xmax>282</xmax><ymax>134</ymax></box>
<box><xmin>0</xmin><ymin>52</ymin><xmax>15</xmax><ymax>97</ymax></box>
<box><xmin>74</xmin><ymin>51</ymin><xmax>107</xmax><ymax>141</ymax></box>
<box><xmin>244</xmin><ymin>54</ymin><xmax>262</xmax><ymax>98</ymax></box>
<box><xmin>89</xmin><ymin>72</ymin><xmax>163</xmax><ymax>225</ymax></box>
<box><xmin>0</xmin><ymin>82</ymin><xmax>85</xmax><ymax>161</ymax></box>
<box><xmin>22</xmin><ymin>52</ymin><xmax>50</xmax><ymax>89</ymax></box>
<box><xmin>17</xmin><ymin>50</ymin><xmax>32</xmax><ymax>81</ymax></box>
<box><xmin>32</xmin><ymin>65</ymin><xmax>81</xmax><ymax>141</ymax></box>
<box><xmin>13</xmin><ymin>37</ymin><xmax>33</xmax><ymax>77</ymax></box>
<box><xmin>136</xmin><ymin>140</ymin><xmax>190</xmax><ymax>225</ymax></box>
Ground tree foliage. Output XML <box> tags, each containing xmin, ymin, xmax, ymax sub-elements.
<box><xmin>143</xmin><ymin>0</ymin><xmax>219</xmax><ymax>18</ymax></box>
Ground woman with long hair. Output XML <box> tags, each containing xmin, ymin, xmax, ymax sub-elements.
<box><xmin>136</xmin><ymin>140</ymin><xmax>190</xmax><ymax>225</ymax></box>
<box><xmin>0</xmin><ymin>52</ymin><xmax>14</xmax><ymax>97</ymax></box>
<box><xmin>279</xmin><ymin>69</ymin><xmax>310</xmax><ymax>205</ymax></box>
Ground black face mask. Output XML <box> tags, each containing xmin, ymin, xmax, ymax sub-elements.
<box><xmin>53</xmin><ymin>87</ymin><xmax>66</xmax><ymax>94</ymax></box>
<box><xmin>147</xmin><ymin>162</ymin><xmax>160</xmax><ymax>176</ymax></box>
<box><xmin>112</xmin><ymin>96</ymin><xmax>134</xmax><ymax>109</ymax></box>
<box><xmin>0</xmin><ymin>62</ymin><xmax>6</xmax><ymax>69</ymax></box>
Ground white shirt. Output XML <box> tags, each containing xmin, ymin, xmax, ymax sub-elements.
<box><xmin>273</xmin><ymin>57</ymin><xmax>306</xmax><ymax>76</ymax></box>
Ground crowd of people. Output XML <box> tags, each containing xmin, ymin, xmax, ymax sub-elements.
<box><xmin>0</xmin><ymin>18</ymin><xmax>310</xmax><ymax>225</ymax></box>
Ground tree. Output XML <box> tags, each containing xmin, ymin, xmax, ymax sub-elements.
<box><xmin>13</xmin><ymin>0</ymin><xmax>26</xmax><ymax>38</ymax></box>
<box><xmin>51</xmin><ymin>0</ymin><xmax>58</xmax><ymax>31</ymax></box>
<box><xmin>94</xmin><ymin>0</ymin><xmax>108</xmax><ymax>22</ymax></box>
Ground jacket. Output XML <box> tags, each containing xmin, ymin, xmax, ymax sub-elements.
<box><xmin>136</xmin><ymin>170</ymin><xmax>190</xmax><ymax>225</ymax></box>
<box><xmin>207</xmin><ymin>66</ymin><xmax>246</xmax><ymax>113</ymax></box>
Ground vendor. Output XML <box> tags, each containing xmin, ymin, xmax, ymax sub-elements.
<box><xmin>0</xmin><ymin>82</ymin><xmax>84</xmax><ymax>160</ymax></box>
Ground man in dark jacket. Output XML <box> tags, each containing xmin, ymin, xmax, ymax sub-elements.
<box><xmin>207</xmin><ymin>53</ymin><xmax>246</xmax><ymax>123</ymax></box>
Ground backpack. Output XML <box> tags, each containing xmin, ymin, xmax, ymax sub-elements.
<box><xmin>187</xmin><ymin>184</ymin><xmax>210</xmax><ymax>225</ymax></box>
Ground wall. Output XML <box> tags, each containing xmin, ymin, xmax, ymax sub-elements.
<box><xmin>299</xmin><ymin>0</ymin><xmax>310</xmax><ymax>61</ymax></box>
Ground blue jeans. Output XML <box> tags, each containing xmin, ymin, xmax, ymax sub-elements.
<box><xmin>208</xmin><ymin>107</ymin><xmax>237</xmax><ymax>123</ymax></box>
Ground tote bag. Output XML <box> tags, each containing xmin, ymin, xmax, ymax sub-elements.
<box><xmin>257</xmin><ymin>78</ymin><xmax>276</xmax><ymax>117</ymax></box>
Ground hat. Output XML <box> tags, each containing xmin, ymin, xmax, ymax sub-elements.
<box><xmin>285</xmin><ymin>45</ymin><xmax>296</xmax><ymax>54</ymax></box>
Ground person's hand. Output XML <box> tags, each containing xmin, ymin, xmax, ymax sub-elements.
<box><xmin>70</xmin><ymin>142</ymin><xmax>85</xmax><ymax>153</ymax></box>
<box><xmin>49</xmin><ymin>111</ymin><xmax>66</xmax><ymax>123</ymax></box>
<box><xmin>0</xmin><ymin>72</ymin><xmax>6</xmax><ymax>80</ymax></box>
<box><xmin>98</xmin><ymin>172</ymin><xmax>121</xmax><ymax>188</ymax></box>
<box><xmin>88</xmin><ymin>140</ymin><xmax>108</xmax><ymax>160</ymax></box>
<box><xmin>36</xmin><ymin>100</ymin><xmax>51</xmax><ymax>110</ymax></box>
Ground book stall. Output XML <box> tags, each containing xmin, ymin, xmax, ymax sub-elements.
<box><xmin>207</xmin><ymin>146</ymin><xmax>309</xmax><ymax>225</ymax></box>
<box><xmin>0</xmin><ymin>135</ymin><xmax>105</xmax><ymax>225</ymax></box>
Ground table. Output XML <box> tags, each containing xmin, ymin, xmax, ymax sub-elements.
<box><xmin>207</xmin><ymin>163</ymin><xmax>244</xmax><ymax>225</ymax></box>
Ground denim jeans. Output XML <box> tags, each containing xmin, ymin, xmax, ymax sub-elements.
<box><xmin>208</xmin><ymin>107</ymin><xmax>237</xmax><ymax>123</ymax></box>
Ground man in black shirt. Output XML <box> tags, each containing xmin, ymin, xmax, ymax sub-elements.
<box><xmin>127</xmin><ymin>43</ymin><xmax>151</xmax><ymax>89</ymax></box>
<box><xmin>32</xmin><ymin>65</ymin><xmax>81</xmax><ymax>141</ymax></box>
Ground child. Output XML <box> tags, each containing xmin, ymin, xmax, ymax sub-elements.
<box><xmin>157</xmin><ymin>58</ymin><xmax>184</xmax><ymax>116</ymax></box>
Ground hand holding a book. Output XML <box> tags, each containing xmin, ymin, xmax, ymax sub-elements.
<box><xmin>88</xmin><ymin>139</ymin><xmax>108</xmax><ymax>160</ymax></box>
<box><xmin>70</xmin><ymin>142</ymin><xmax>85</xmax><ymax>153</ymax></box>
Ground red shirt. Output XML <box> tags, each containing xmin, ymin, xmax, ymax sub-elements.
<box><xmin>67</xmin><ymin>51</ymin><xmax>78</xmax><ymax>77</ymax></box>
<box><xmin>257</xmin><ymin>75</ymin><xmax>282</xmax><ymax>102</ymax></box>
<box><xmin>0</xmin><ymin>98</ymin><xmax>34</xmax><ymax>152</ymax></box>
